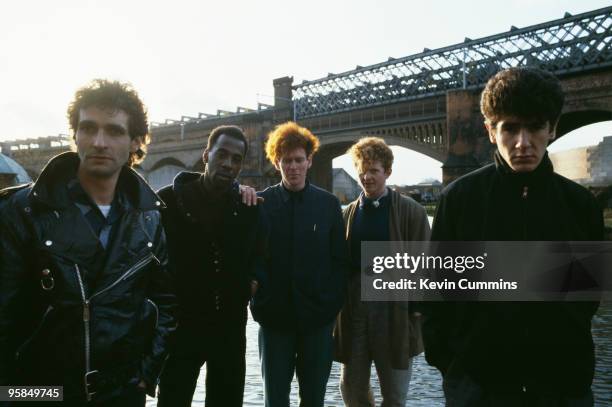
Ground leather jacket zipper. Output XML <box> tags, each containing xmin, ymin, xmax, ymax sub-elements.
<box><xmin>73</xmin><ymin>264</ymin><xmax>91</xmax><ymax>388</ymax></box>
<box><xmin>147</xmin><ymin>299</ymin><xmax>159</xmax><ymax>329</ymax></box>
<box><xmin>73</xmin><ymin>253</ymin><xmax>156</xmax><ymax>400</ymax></box>
<box><xmin>89</xmin><ymin>253</ymin><xmax>157</xmax><ymax>300</ymax></box>
<box><xmin>15</xmin><ymin>305</ymin><xmax>54</xmax><ymax>360</ymax></box>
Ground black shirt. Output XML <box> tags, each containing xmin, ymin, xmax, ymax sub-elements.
<box><xmin>350</xmin><ymin>189</ymin><xmax>391</xmax><ymax>270</ymax></box>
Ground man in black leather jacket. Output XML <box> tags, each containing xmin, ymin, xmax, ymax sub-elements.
<box><xmin>156</xmin><ymin>125</ymin><xmax>259</xmax><ymax>407</ymax></box>
<box><xmin>423</xmin><ymin>68</ymin><xmax>604</xmax><ymax>406</ymax></box>
<box><xmin>0</xmin><ymin>80</ymin><xmax>176</xmax><ymax>406</ymax></box>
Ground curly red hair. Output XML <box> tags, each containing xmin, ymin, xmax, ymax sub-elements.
<box><xmin>265</xmin><ymin>122</ymin><xmax>320</xmax><ymax>164</ymax></box>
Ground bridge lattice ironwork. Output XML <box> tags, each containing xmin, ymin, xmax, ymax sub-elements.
<box><xmin>293</xmin><ymin>6</ymin><xmax>612</xmax><ymax>119</ymax></box>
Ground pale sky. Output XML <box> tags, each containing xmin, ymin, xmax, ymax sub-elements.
<box><xmin>1</xmin><ymin>0</ymin><xmax>610</xmax><ymax>184</ymax></box>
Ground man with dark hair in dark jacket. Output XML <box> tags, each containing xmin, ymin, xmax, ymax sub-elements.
<box><xmin>0</xmin><ymin>79</ymin><xmax>176</xmax><ymax>406</ymax></box>
<box><xmin>423</xmin><ymin>67</ymin><xmax>604</xmax><ymax>406</ymax></box>
<box><xmin>156</xmin><ymin>125</ymin><xmax>259</xmax><ymax>407</ymax></box>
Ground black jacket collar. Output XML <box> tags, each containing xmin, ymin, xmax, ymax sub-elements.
<box><xmin>29</xmin><ymin>151</ymin><xmax>163</xmax><ymax>211</ymax></box>
<box><xmin>278</xmin><ymin>180</ymin><xmax>310</xmax><ymax>203</ymax></box>
<box><xmin>168</xmin><ymin>170</ymin><xmax>241</xmax><ymax>218</ymax></box>
<box><xmin>493</xmin><ymin>150</ymin><xmax>554</xmax><ymax>187</ymax></box>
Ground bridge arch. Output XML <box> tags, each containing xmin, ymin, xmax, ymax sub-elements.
<box><xmin>311</xmin><ymin>133</ymin><xmax>445</xmax><ymax>192</ymax></box>
<box><xmin>146</xmin><ymin>157</ymin><xmax>188</xmax><ymax>190</ymax></box>
<box><xmin>318</xmin><ymin>133</ymin><xmax>446</xmax><ymax>163</ymax></box>
<box><xmin>555</xmin><ymin>109</ymin><xmax>612</xmax><ymax>140</ymax></box>
<box><xmin>148</xmin><ymin>157</ymin><xmax>187</xmax><ymax>171</ymax></box>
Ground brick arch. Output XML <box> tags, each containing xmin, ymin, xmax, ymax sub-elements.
<box><xmin>555</xmin><ymin>110</ymin><xmax>612</xmax><ymax>140</ymax></box>
<box><xmin>318</xmin><ymin>132</ymin><xmax>446</xmax><ymax>163</ymax></box>
<box><xmin>311</xmin><ymin>133</ymin><xmax>445</xmax><ymax>191</ymax></box>
<box><xmin>148</xmin><ymin>157</ymin><xmax>187</xmax><ymax>172</ymax></box>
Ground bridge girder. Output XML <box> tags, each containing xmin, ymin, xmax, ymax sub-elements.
<box><xmin>293</xmin><ymin>6</ymin><xmax>612</xmax><ymax>119</ymax></box>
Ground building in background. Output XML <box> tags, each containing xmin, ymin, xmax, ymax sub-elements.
<box><xmin>332</xmin><ymin>168</ymin><xmax>361</xmax><ymax>204</ymax></box>
<box><xmin>393</xmin><ymin>179</ymin><xmax>443</xmax><ymax>203</ymax></box>
<box><xmin>550</xmin><ymin>135</ymin><xmax>612</xmax><ymax>187</ymax></box>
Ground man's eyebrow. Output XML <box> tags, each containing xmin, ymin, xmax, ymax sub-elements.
<box><xmin>105</xmin><ymin>123</ymin><xmax>128</xmax><ymax>133</ymax></box>
<box><xmin>217</xmin><ymin>147</ymin><xmax>244</xmax><ymax>157</ymax></box>
<box><xmin>78</xmin><ymin>119</ymin><xmax>97</xmax><ymax>127</ymax></box>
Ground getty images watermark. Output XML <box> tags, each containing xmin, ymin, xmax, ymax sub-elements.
<box><xmin>361</xmin><ymin>241</ymin><xmax>612</xmax><ymax>301</ymax></box>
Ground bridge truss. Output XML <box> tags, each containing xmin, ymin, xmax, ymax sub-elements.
<box><xmin>293</xmin><ymin>6</ymin><xmax>612</xmax><ymax>119</ymax></box>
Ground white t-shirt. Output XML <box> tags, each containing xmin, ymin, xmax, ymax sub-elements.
<box><xmin>98</xmin><ymin>205</ymin><xmax>111</xmax><ymax>218</ymax></box>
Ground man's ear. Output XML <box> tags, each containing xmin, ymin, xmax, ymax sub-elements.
<box><xmin>385</xmin><ymin>167</ymin><xmax>392</xmax><ymax>179</ymax></box>
<box><xmin>549</xmin><ymin>121</ymin><xmax>558</xmax><ymax>142</ymax></box>
<box><xmin>306</xmin><ymin>156</ymin><xmax>313</xmax><ymax>170</ymax></box>
<box><xmin>130</xmin><ymin>136</ymin><xmax>142</xmax><ymax>153</ymax></box>
<box><xmin>485</xmin><ymin>121</ymin><xmax>497</xmax><ymax>145</ymax></box>
<box><xmin>203</xmin><ymin>150</ymin><xmax>209</xmax><ymax>164</ymax></box>
<box><xmin>273</xmin><ymin>160</ymin><xmax>280</xmax><ymax>171</ymax></box>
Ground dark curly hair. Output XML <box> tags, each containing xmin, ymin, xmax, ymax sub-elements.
<box><xmin>348</xmin><ymin>137</ymin><xmax>394</xmax><ymax>172</ymax></box>
<box><xmin>480</xmin><ymin>67</ymin><xmax>564</xmax><ymax>127</ymax></box>
<box><xmin>67</xmin><ymin>79</ymin><xmax>150</xmax><ymax>166</ymax></box>
<box><xmin>265</xmin><ymin>121</ymin><xmax>320</xmax><ymax>164</ymax></box>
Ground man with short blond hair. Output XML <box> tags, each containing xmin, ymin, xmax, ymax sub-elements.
<box><xmin>335</xmin><ymin>136</ymin><xmax>430</xmax><ymax>407</ymax></box>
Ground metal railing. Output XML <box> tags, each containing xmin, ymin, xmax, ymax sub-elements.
<box><xmin>293</xmin><ymin>6</ymin><xmax>612</xmax><ymax>119</ymax></box>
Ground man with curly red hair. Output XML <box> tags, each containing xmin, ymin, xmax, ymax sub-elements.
<box><xmin>250</xmin><ymin>122</ymin><xmax>349</xmax><ymax>407</ymax></box>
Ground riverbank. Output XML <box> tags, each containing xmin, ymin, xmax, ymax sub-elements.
<box><xmin>146</xmin><ymin>302</ymin><xmax>612</xmax><ymax>406</ymax></box>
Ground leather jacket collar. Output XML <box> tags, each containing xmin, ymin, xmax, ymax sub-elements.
<box><xmin>29</xmin><ymin>152</ymin><xmax>163</xmax><ymax>211</ymax></box>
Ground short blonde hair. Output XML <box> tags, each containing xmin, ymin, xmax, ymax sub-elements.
<box><xmin>265</xmin><ymin>122</ymin><xmax>320</xmax><ymax>164</ymax></box>
<box><xmin>348</xmin><ymin>137</ymin><xmax>393</xmax><ymax>172</ymax></box>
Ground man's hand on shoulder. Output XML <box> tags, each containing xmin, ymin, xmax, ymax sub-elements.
<box><xmin>239</xmin><ymin>185</ymin><xmax>264</xmax><ymax>206</ymax></box>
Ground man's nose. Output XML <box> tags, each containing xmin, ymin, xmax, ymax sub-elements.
<box><xmin>515</xmin><ymin>127</ymin><xmax>532</xmax><ymax>148</ymax></box>
<box><xmin>220</xmin><ymin>156</ymin><xmax>232</xmax><ymax>168</ymax></box>
<box><xmin>92</xmin><ymin>130</ymin><xmax>107</xmax><ymax>148</ymax></box>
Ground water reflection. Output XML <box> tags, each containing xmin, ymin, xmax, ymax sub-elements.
<box><xmin>147</xmin><ymin>302</ymin><xmax>611</xmax><ymax>406</ymax></box>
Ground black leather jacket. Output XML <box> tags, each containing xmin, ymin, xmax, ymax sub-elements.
<box><xmin>0</xmin><ymin>152</ymin><xmax>176</xmax><ymax>400</ymax></box>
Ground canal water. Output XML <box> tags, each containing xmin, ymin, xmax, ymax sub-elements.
<box><xmin>147</xmin><ymin>302</ymin><xmax>612</xmax><ymax>406</ymax></box>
